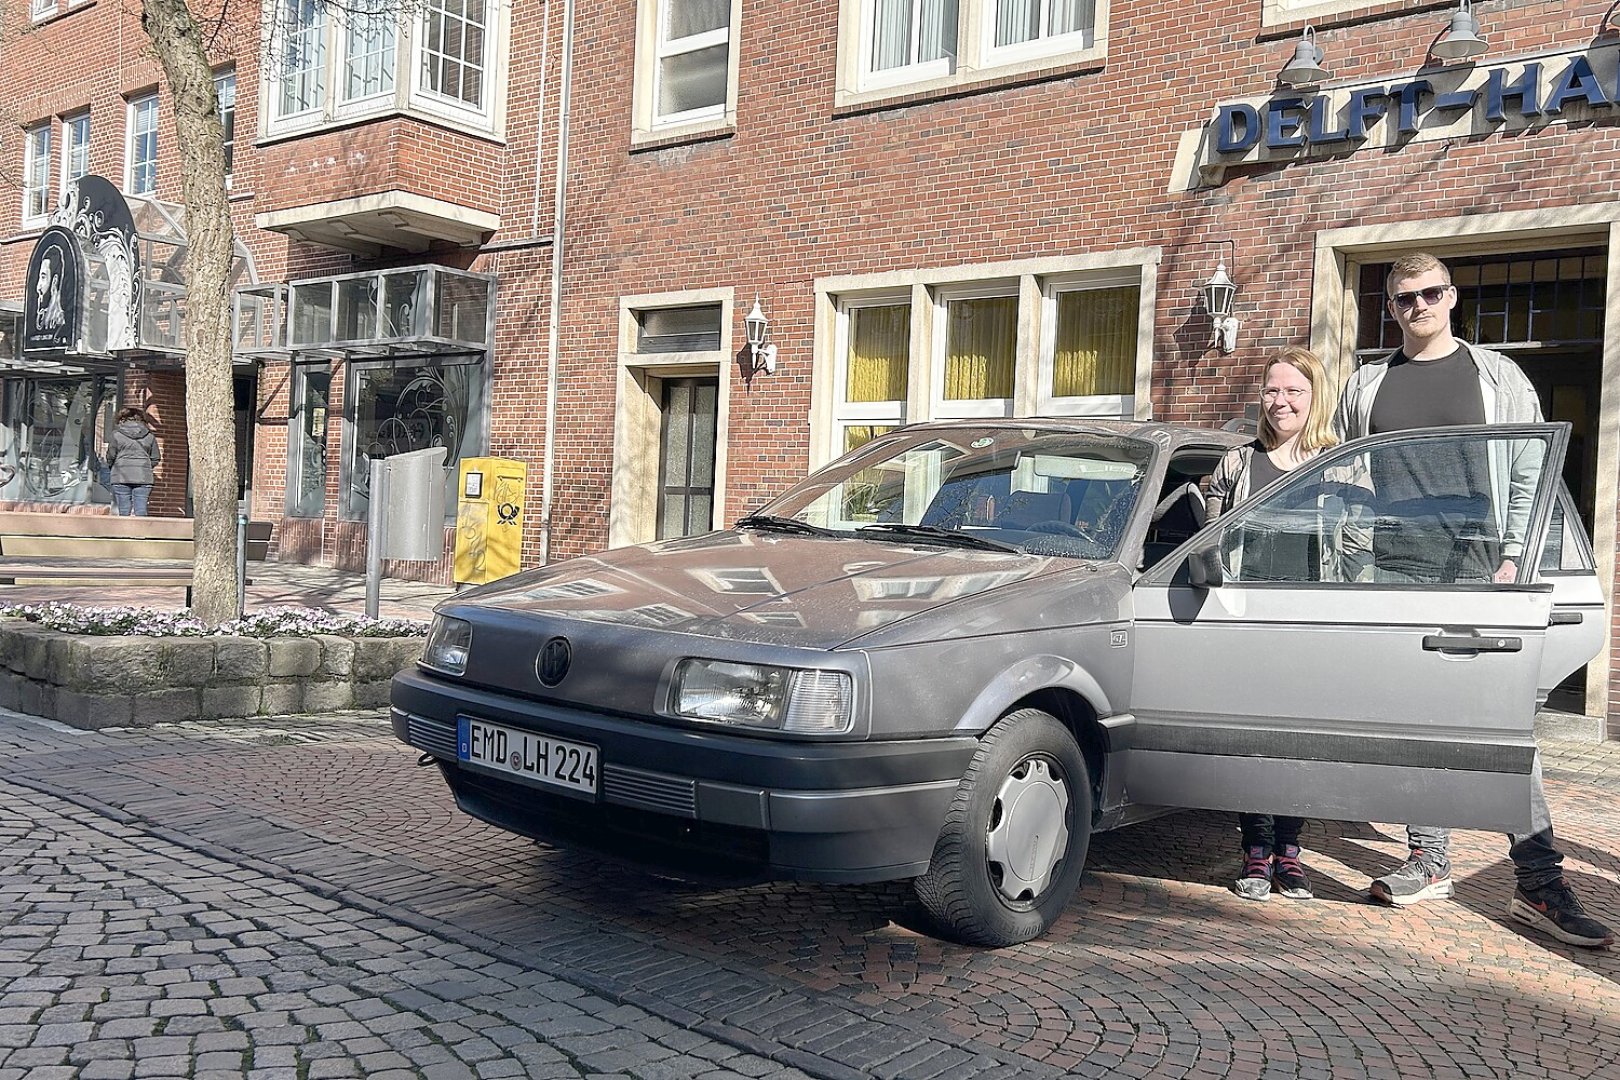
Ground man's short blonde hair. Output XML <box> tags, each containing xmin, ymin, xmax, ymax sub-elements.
<box><xmin>1386</xmin><ymin>252</ymin><xmax>1451</xmax><ymax>296</ymax></box>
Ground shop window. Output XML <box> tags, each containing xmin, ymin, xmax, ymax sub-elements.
<box><xmin>287</xmin><ymin>365</ymin><xmax>331</xmax><ymax>517</ymax></box>
<box><xmin>342</xmin><ymin>359</ymin><xmax>486</xmax><ymax>521</ymax></box>
<box><xmin>267</xmin><ymin>0</ymin><xmax>503</xmax><ymax>136</ymax></box>
<box><xmin>126</xmin><ymin>93</ymin><xmax>158</xmax><ymax>195</ymax></box>
<box><xmin>632</xmin><ymin>0</ymin><xmax>739</xmax><ymax>143</ymax></box>
<box><xmin>22</xmin><ymin>123</ymin><xmax>52</xmax><ymax>224</ymax></box>
<box><xmin>0</xmin><ymin>376</ymin><xmax>117</xmax><ymax>506</ymax></box>
<box><xmin>214</xmin><ymin>71</ymin><xmax>236</xmax><ymax>184</ymax></box>
<box><xmin>838</xmin><ymin>0</ymin><xmax>1107</xmax><ymax>106</ymax></box>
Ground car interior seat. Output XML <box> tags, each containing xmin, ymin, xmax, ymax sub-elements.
<box><xmin>1140</xmin><ymin>482</ymin><xmax>1207</xmax><ymax>570</ymax></box>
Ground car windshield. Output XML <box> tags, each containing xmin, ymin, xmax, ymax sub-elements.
<box><xmin>753</xmin><ymin>426</ymin><xmax>1155</xmax><ymax>560</ymax></box>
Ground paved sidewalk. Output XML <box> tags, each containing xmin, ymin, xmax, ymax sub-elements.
<box><xmin>2</xmin><ymin>709</ymin><xmax>1617</xmax><ymax>1079</ymax></box>
<box><xmin>0</xmin><ymin>561</ymin><xmax>454</xmax><ymax>622</ymax></box>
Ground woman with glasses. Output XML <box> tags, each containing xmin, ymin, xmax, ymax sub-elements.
<box><xmin>1205</xmin><ymin>345</ymin><xmax>1340</xmax><ymax>901</ymax></box>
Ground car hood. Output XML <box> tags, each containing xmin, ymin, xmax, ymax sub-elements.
<box><xmin>452</xmin><ymin>529</ymin><xmax>1081</xmax><ymax>649</ymax></box>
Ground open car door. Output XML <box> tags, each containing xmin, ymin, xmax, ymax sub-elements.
<box><xmin>1128</xmin><ymin>424</ymin><xmax>1572</xmax><ymax>834</ymax></box>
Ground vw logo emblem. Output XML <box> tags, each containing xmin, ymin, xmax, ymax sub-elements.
<box><xmin>537</xmin><ymin>637</ymin><xmax>572</xmax><ymax>687</ymax></box>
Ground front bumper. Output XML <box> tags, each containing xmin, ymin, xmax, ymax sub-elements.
<box><xmin>391</xmin><ymin>669</ymin><xmax>978</xmax><ymax>883</ymax></box>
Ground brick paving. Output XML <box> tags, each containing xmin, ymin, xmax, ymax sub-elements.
<box><xmin>3</xmin><ymin>708</ymin><xmax>1618</xmax><ymax>1079</ymax></box>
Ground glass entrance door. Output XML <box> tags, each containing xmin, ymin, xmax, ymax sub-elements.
<box><xmin>656</xmin><ymin>376</ymin><xmax>718</xmax><ymax>540</ymax></box>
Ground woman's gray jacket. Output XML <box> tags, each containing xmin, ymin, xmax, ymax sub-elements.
<box><xmin>107</xmin><ymin>420</ymin><xmax>159</xmax><ymax>485</ymax></box>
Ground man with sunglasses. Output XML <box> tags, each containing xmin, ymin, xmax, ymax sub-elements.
<box><xmin>1332</xmin><ymin>251</ymin><xmax>1611</xmax><ymax>948</ymax></box>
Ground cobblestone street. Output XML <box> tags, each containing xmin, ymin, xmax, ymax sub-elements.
<box><xmin>2</xmin><ymin>708</ymin><xmax>1618</xmax><ymax>1079</ymax></box>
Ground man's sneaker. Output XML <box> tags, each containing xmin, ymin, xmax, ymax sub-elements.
<box><xmin>1272</xmin><ymin>844</ymin><xmax>1313</xmax><ymax>900</ymax></box>
<box><xmin>1369</xmin><ymin>850</ymin><xmax>1453</xmax><ymax>906</ymax></box>
<box><xmin>1509</xmin><ymin>879</ymin><xmax>1615</xmax><ymax>949</ymax></box>
<box><xmin>1234</xmin><ymin>846</ymin><xmax>1272</xmax><ymax>901</ymax></box>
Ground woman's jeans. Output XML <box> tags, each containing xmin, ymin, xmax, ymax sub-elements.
<box><xmin>111</xmin><ymin>483</ymin><xmax>151</xmax><ymax>516</ymax></box>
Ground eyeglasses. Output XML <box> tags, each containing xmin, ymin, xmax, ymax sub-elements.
<box><xmin>1260</xmin><ymin>387</ymin><xmax>1310</xmax><ymax>401</ymax></box>
<box><xmin>1392</xmin><ymin>285</ymin><xmax>1451</xmax><ymax>310</ymax></box>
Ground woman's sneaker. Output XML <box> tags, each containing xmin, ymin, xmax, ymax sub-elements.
<box><xmin>1272</xmin><ymin>844</ymin><xmax>1313</xmax><ymax>900</ymax></box>
<box><xmin>1234</xmin><ymin>846</ymin><xmax>1272</xmax><ymax>901</ymax></box>
<box><xmin>1369</xmin><ymin>849</ymin><xmax>1453</xmax><ymax>906</ymax></box>
<box><xmin>1509</xmin><ymin>879</ymin><xmax>1615</xmax><ymax>949</ymax></box>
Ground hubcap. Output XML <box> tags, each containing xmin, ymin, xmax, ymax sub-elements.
<box><xmin>985</xmin><ymin>756</ymin><xmax>1071</xmax><ymax>903</ymax></box>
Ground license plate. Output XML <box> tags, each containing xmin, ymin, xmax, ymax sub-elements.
<box><xmin>457</xmin><ymin>717</ymin><xmax>599</xmax><ymax>796</ymax></box>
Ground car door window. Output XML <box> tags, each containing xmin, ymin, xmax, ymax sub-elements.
<box><xmin>1172</xmin><ymin>426</ymin><xmax>1563</xmax><ymax>587</ymax></box>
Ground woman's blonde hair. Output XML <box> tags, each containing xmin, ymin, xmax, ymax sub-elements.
<box><xmin>1257</xmin><ymin>346</ymin><xmax>1338</xmax><ymax>454</ymax></box>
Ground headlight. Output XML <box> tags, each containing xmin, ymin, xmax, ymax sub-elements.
<box><xmin>420</xmin><ymin>615</ymin><xmax>473</xmax><ymax>676</ymax></box>
<box><xmin>672</xmin><ymin>659</ymin><xmax>853</xmax><ymax>734</ymax></box>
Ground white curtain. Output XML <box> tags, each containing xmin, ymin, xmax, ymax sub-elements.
<box><xmin>667</xmin><ymin>0</ymin><xmax>729</xmax><ymax>40</ymax></box>
<box><xmin>995</xmin><ymin>0</ymin><xmax>1036</xmax><ymax>46</ymax></box>
<box><xmin>873</xmin><ymin>0</ymin><xmax>956</xmax><ymax>71</ymax></box>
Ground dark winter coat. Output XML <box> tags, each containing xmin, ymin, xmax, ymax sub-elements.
<box><xmin>107</xmin><ymin>419</ymin><xmax>159</xmax><ymax>486</ymax></box>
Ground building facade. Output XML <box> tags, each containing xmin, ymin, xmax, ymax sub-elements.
<box><xmin>4</xmin><ymin>0</ymin><xmax>1620</xmax><ymax>730</ymax></box>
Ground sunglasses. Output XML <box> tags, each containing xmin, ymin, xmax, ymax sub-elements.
<box><xmin>1392</xmin><ymin>285</ymin><xmax>1451</xmax><ymax>310</ymax></box>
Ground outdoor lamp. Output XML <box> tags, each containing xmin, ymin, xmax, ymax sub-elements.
<box><xmin>1431</xmin><ymin>0</ymin><xmax>1487</xmax><ymax>61</ymax></box>
<box><xmin>1278</xmin><ymin>24</ymin><xmax>1330</xmax><ymax>88</ymax></box>
<box><xmin>744</xmin><ymin>297</ymin><xmax>777</xmax><ymax>375</ymax></box>
<box><xmin>1203</xmin><ymin>259</ymin><xmax>1239</xmax><ymax>354</ymax></box>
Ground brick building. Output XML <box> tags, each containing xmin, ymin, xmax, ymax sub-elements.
<box><xmin>3</xmin><ymin>0</ymin><xmax>1620</xmax><ymax>727</ymax></box>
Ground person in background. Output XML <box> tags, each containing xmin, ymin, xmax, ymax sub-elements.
<box><xmin>1334</xmin><ymin>250</ymin><xmax>1611</xmax><ymax>949</ymax></box>
<box><xmin>106</xmin><ymin>405</ymin><xmax>159</xmax><ymax>517</ymax></box>
<box><xmin>1206</xmin><ymin>345</ymin><xmax>1339</xmax><ymax>901</ymax></box>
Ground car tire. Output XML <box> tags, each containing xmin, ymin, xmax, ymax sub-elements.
<box><xmin>914</xmin><ymin>708</ymin><xmax>1092</xmax><ymax>947</ymax></box>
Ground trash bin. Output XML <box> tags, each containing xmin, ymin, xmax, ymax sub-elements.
<box><xmin>453</xmin><ymin>456</ymin><xmax>527</xmax><ymax>585</ymax></box>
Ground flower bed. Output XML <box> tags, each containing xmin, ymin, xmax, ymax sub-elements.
<box><xmin>0</xmin><ymin>605</ymin><xmax>428</xmax><ymax>729</ymax></box>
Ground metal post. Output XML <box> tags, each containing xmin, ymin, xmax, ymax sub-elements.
<box><xmin>235</xmin><ymin>512</ymin><xmax>248</xmax><ymax>618</ymax></box>
<box><xmin>365</xmin><ymin>458</ymin><xmax>387</xmax><ymax>619</ymax></box>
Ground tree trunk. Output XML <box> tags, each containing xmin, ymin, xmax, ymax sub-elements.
<box><xmin>139</xmin><ymin>0</ymin><xmax>239</xmax><ymax>625</ymax></box>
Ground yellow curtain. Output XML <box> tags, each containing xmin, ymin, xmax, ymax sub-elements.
<box><xmin>944</xmin><ymin>296</ymin><xmax>1016</xmax><ymax>401</ymax></box>
<box><xmin>844</xmin><ymin>424</ymin><xmax>897</xmax><ymax>454</ymax></box>
<box><xmin>846</xmin><ymin>304</ymin><xmax>910</xmax><ymax>403</ymax></box>
<box><xmin>1053</xmin><ymin>285</ymin><xmax>1139</xmax><ymax>397</ymax></box>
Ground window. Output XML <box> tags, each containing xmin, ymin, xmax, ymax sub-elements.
<box><xmin>214</xmin><ymin>71</ymin><xmax>237</xmax><ymax>183</ymax></box>
<box><xmin>267</xmin><ymin>0</ymin><xmax>503</xmax><ymax>135</ymax></box>
<box><xmin>22</xmin><ymin>123</ymin><xmax>52</xmax><ymax>223</ymax></box>
<box><xmin>1261</xmin><ymin>0</ymin><xmax>1375</xmax><ymax>29</ymax></box>
<box><xmin>343</xmin><ymin>359</ymin><xmax>487</xmax><ymax>521</ymax></box>
<box><xmin>1</xmin><ymin>376</ymin><xmax>118</xmax><ymax>506</ymax></box>
<box><xmin>288</xmin><ymin>365</ymin><xmax>331</xmax><ymax>517</ymax></box>
<box><xmin>632</xmin><ymin>0</ymin><xmax>739</xmax><ymax>142</ymax></box>
<box><xmin>838</xmin><ymin>0</ymin><xmax>1108</xmax><ymax>106</ymax></box>
<box><xmin>817</xmin><ymin>253</ymin><xmax>1153</xmax><ymax>467</ymax></box>
<box><xmin>635</xmin><ymin>304</ymin><xmax>722</xmax><ymax>353</ymax></box>
<box><xmin>63</xmin><ymin>112</ymin><xmax>91</xmax><ymax>188</ymax></box>
<box><xmin>127</xmin><ymin>93</ymin><xmax>158</xmax><ymax>195</ymax></box>
<box><xmin>30</xmin><ymin>0</ymin><xmax>55</xmax><ymax>20</ymax></box>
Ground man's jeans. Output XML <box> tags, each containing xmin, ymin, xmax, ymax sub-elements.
<box><xmin>1375</xmin><ymin>565</ymin><xmax>1564</xmax><ymax>889</ymax></box>
<box><xmin>111</xmin><ymin>483</ymin><xmax>151</xmax><ymax>517</ymax></box>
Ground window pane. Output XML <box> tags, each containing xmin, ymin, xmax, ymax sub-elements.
<box><xmin>291</xmin><ymin>283</ymin><xmax>333</xmax><ymax>344</ymax></box>
<box><xmin>659</xmin><ymin>43</ymin><xmax>728</xmax><ymax>115</ymax></box>
<box><xmin>666</xmin><ymin>0</ymin><xmax>729</xmax><ymax>38</ymax></box>
<box><xmin>1053</xmin><ymin>285</ymin><xmax>1138</xmax><ymax>397</ymax></box>
<box><xmin>994</xmin><ymin>0</ymin><xmax>1039</xmax><ymax>46</ymax></box>
<box><xmin>845</xmin><ymin>304</ymin><xmax>910</xmax><ymax>403</ymax></box>
<box><xmin>636</xmin><ymin>304</ymin><xmax>722</xmax><ymax>352</ymax></box>
<box><xmin>420</xmin><ymin>0</ymin><xmax>486</xmax><ymax>107</ymax></box>
<box><xmin>65</xmin><ymin>114</ymin><xmax>90</xmax><ymax>183</ymax></box>
<box><xmin>1049</xmin><ymin>0</ymin><xmax>1093</xmax><ymax>35</ymax></box>
<box><xmin>277</xmin><ymin>0</ymin><xmax>327</xmax><ymax>116</ymax></box>
<box><xmin>212</xmin><ymin>76</ymin><xmax>235</xmax><ymax>175</ymax></box>
<box><xmin>344</xmin><ymin>12</ymin><xmax>396</xmax><ymax>100</ymax></box>
<box><xmin>872</xmin><ymin>0</ymin><xmax>957</xmax><ymax>70</ymax></box>
<box><xmin>290</xmin><ymin>368</ymin><xmax>331</xmax><ymax>517</ymax></box>
<box><xmin>128</xmin><ymin>97</ymin><xmax>158</xmax><ymax>195</ymax></box>
<box><xmin>348</xmin><ymin>362</ymin><xmax>479</xmax><ymax>520</ymax></box>
<box><xmin>5</xmin><ymin>376</ymin><xmax>116</xmax><ymax>506</ymax></box>
<box><xmin>944</xmin><ymin>295</ymin><xmax>1016</xmax><ymax>400</ymax></box>
<box><xmin>25</xmin><ymin>126</ymin><xmax>51</xmax><ymax>219</ymax></box>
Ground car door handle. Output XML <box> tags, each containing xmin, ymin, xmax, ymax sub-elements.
<box><xmin>1549</xmin><ymin>611</ymin><xmax>1585</xmax><ymax>626</ymax></box>
<box><xmin>1422</xmin><ymin>634</ymin><xmax>1522</xmax><ymax>653</ymax></box>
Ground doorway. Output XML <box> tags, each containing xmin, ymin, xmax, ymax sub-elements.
<box><xmin>655</xmin><ymin>376</ymin><xmax>719</xmax><ymax>540</ymax></box>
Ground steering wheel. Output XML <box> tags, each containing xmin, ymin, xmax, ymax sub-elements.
<box><xmin>1023</xmin><ymin>519</ymin><xmax>1092</xmax><ymax>542</ymax></box>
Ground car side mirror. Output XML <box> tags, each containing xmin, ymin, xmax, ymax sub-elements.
<box><xmin>1187</xmin><ymin>543</ymin><xmax>1224</xmax><ymax>589</ymax></box>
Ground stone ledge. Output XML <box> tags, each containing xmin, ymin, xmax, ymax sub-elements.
<box><xmin>0</xmin><ymin>618</ymin><xmax>423</xmax><ymax>727</ymax></box>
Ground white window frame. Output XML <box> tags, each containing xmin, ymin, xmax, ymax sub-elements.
<box><xmin>273</xmin><ymin>0</ymin><xmax>328</xmax><ymax>122</ymax></box>
<box><xmin>340</xmin><ymin>6</ymin><xmax>396</xmax><ymax>107</ymax></box>
<box><xmin>29</xmin><ymin>0</ymin><xmax>56</xmax><ymax>21</ymax></box>
<box><xmin>213</xmin><ymin>70</ymin><xmax>237</xmax><ymax>188</ymax></box>
<box><xmin>1036</xmin><ymin>267</ymin><xmax>1148</xmax><ymax>418</ymax></box>
<box><xmin>931</xmin><ymin>281</ymin><xmax>1020</xmax><ymax>420</ymax></box>
<box><xmin>631</xmin><ymin>0</ymin><xmax>742</xmax><ymax>145</ymax></box>
<box><xmin>1261</xmin><ymin>0</ymin><xmax>1375</xmax><ymax>29</ymax></box>
<box><xmin>61</xmin><ymin>112</ymin><xmax>91</xmax><ymax>197</ymax></box>
<box><xmin>263</xmin><ymin>0</ymin><xmax>507</xmax><ymax>140</ymax></box>
<box><xmin>22</xmin><ymin>123</ymin><xmax>53</xmax><ymax>225</ymax></box>
<box><xmin>126</xmin><ymin>93</ymin><xmax>159</xmax><ymax>195</ymax></box>
<box><xmin>835</xmin><ymin>0</ymin><xmax>1110</xmax><ymax>108</ymax></box>
<box><xmin>832</xmin><ymin>293</ymin><xmax>912</xmax><ymax>456</ymax></box>
<box><xmin>810</xmin><ymin>249</ymin><xmax>1159</xmax><ymax>469</ymax></box>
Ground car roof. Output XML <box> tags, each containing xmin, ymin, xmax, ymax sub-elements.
<box><xmin>893</xmin><ymin>417</ymin><xmax>1251</xmax><ymax>453</ymax></box>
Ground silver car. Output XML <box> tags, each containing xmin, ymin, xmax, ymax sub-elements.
<box><xmin>392</xmin><ymin>419</ymin><xmax>1601</xmax><ymax>946</ymax></box>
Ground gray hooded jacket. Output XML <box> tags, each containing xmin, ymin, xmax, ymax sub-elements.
<box><xmin>107</xmin><ymin>419</ymin><xmax>160</xmax><ymax>486</ymax></box>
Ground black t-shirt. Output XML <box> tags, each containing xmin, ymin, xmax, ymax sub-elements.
<box><xmin>1241</xmin><ymin>448</ymin><xmax>1317</xmax><ymax>582</ymax></box>
<box><xmin>1368</xmin><ymin>346</ymin><xmax>1498</xmax><ymax>580</ymax></box>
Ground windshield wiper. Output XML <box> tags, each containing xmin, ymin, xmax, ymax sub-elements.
<box><xmin>856</xmin><ymin>523</ymin><xmax>1020</xmax><ymax>553</ymax></box>
<box><xmin>736</xmin><ymin>514</ymin><xmax>842</xmax><ymax>538</ymax></box>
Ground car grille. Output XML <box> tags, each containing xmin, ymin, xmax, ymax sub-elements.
<box><xmin>401</xmin><ymin>711</ymin><xmax>698</xmax><ymax>817</ymax></box>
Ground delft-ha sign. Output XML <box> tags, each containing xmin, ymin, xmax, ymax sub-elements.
<box><xmin>1177</xmin><ymin>44</ymin><xmax>1620</xmax><ymax>189</ymax></box>
<box><xmin>22</xmin><ymin>175</ymin><xmax>143</xmax><ymax>357</ymax></box>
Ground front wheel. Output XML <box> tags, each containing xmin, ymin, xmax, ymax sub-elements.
<box><xmin>914</xmin><ymin>708</ymin><xmax>1092</xmax><ymax>947</ymax></box>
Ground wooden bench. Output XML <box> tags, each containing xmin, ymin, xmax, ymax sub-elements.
<box><xmin>0</xmin><ymin>512</ymin><xmax>272</xmax><ymax>605</ymax></box>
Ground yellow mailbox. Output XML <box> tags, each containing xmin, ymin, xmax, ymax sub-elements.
<box><xmin>453</xmin><ymin>457</ymin><xmax>527</xmax><ymax>585</ymax></box>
